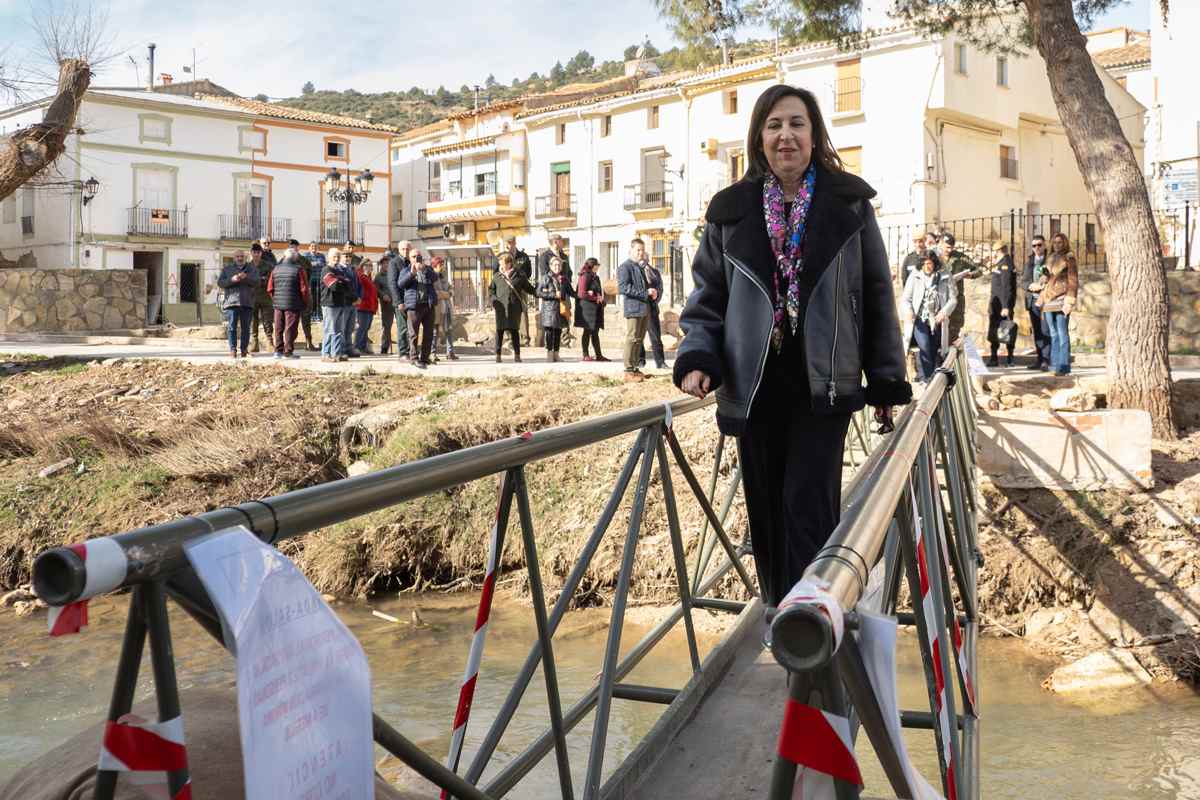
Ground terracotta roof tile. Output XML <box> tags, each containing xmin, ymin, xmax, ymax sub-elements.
<box><xmin>199</xmin><ymin>95</ymin><xmax>399</xmax><ymax>132</ymax></box>
<box><xmin>394</xmin><ymin>118</ymin><xmax>455</xmax><ymax>143</ymax></box>
<box><xmin>1093</xmin><ymin>41</ymin><xmax>1151</xmax><ymax>68</ymax></box>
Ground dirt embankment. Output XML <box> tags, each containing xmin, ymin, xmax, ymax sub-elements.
<box><xmin>0</xmin><ymin>356</ymin><xmax>748</xmax><ymax>610</ymax></box>
<box><xmin>974</xmin><ymin>377</ymin><xmax>1200</xmax><ymax>685</ymax></box>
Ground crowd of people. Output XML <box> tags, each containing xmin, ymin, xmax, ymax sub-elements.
<box><xmin>898</xmin><ymin>228</ymin><xmax>1079</xmax><ymax>380</ymax></box>
<box><xmin>215</xmin><ymin>233</ymin><xmax>672</xmax><ymax>374</ymax></box>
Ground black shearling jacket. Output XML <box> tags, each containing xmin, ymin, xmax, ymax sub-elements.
<box><xmin>672</xmin><ymin>166</ymin><xmax>912</xmax><ymax>435</ymax></box>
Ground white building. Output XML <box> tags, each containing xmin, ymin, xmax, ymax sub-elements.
<box><xmin>0</xmin><ymin>89</ymin><xmax>394</xmax><ymax>325</ymax></box>
<box><xmin>1147</xmin><ymin>1</ymin><xmax>1199</xmax><ymax>209</ymax></box>
<box><xmin>389</xmin><ymin>17</ymin><xmax>1148</xmax><ymax>308</ymax></box>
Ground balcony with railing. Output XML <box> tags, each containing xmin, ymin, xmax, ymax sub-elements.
<box><xmin>127</xmin><ymin>207</ymin><xmax>188</xmax><ymax>238</ymax></box>
<box><xmin>834</xmin><ymin>76</ymin><xmax>862</xmax><ymax>114</ymax></box>
<box><xmin>218</xmin><ymin>215</ymin><xmax>293</xmax><ymax>242</ymax></box>
<box><xmin>314</xmin><ymin>219</ymin><xmax>366</xmax><ymax>245</ymax></box>
<box><xmin>624</xmin><ymin>182</ymin><xmax>674</xmax><ymax>214</ymax></box>
<box><xmin>424</xmin><ymin>174</ymin><xmax>524</xmax><ymax>224</ymax></box>
<box><xmin>534</xmin><ymin>193</ymin><xmax>577</xmax><ymax>221</ymax></box>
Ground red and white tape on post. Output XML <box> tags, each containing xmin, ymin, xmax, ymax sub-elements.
<box><xmin>777</xmin><ymin>698</ymin><xmax>863</xmax><ymax>799</ymax></box>
<box><xmin>441</xmin><ymin>479</ymin><xmax>506</xmax><ymax>797</ymax></box>
<box><xmin>925</xmin><ymin>451</ymin><xmax>977</xmax><ymax>715</ymax></box>
<box><xmin>47</xmin><ymin>538</ymin><xmax>126</xmax><ymax>636</ymax></box>
<box><xmin>98</xmin><ymin>713</ymin><xmax>191</xmax><ymax>800</ymax></box>
<box><xmin>910</xmin><ymin>486</ymin><xmax>958</xmax><ymax>800</ymax></box>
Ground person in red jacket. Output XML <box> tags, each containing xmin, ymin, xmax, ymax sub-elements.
<box><xmin>353</xmin><ymin>259</ymin><xmax>379</xmax><ymax>355</ymax></box>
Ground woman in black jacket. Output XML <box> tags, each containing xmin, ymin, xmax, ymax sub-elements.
<box><xmin>574</xmin><ymin>257</ymin><xmax>608</xmax><ymax>361</ymax></box>
<box><xmin>490</xmin><ymin>252</ymin><xmax>534</xmax><ymax>363</ymax></box>
<box><xmin>674</xmin><ymin>84</ymin><xmax>912</xmax><ymax>607</ymax></box>
<box><xmin>537</xmin><ymin>255</ymin><xmax>574</xmax><ymax>362</ymax></box>
<box><xmin>986</xmin><ymin>242</ymin><xmax>1018</xmax><ymax>367</ymax></box>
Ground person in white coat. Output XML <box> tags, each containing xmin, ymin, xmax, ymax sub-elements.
<box><xmin>901</xmin><ymin>254</ymin><xmax>957</xmax><ymax>381</ymax></box>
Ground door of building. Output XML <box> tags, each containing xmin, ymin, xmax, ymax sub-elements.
<box><xmin>133</xmin><ymin>251</ymin><xmax>164</xmax><ymax>325</ymax></box>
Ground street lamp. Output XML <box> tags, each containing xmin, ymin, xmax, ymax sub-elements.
<box><xmin>325</xmin><ymin>167</ymin><xmax>373</xmax><ymax>245</ymax></box>
<box><xmin>82</xmin><ymin>176</ymin><xmax>100</xmax><ymax>205</ymax></box>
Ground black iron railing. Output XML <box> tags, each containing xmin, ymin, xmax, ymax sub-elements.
<box><xmin>315</xmin><ymin>219</ymin><xmax>366</xmax><ymax>245</ymax></box>
<box><xmin>218</xmin><ymin>214</ymin><xmax>292</xmax><ymax>241</ymax></box>
<box><xmin>127</xmin><ymin>207</ymin><xmax>188</xmax><ymax>237</ymax></box>
<box><xmin>623</xmin><ymin>182</ymin><xmax>673</xmax><ymax>212</ymax></box>
<box><xmin>881</xmin><ymin>209</ymin><xmax>1107</xmax><ymax>273</ymax></box>
<box><xmin>535</xmin><ymin>193</ymin><xmax>577</xmax><ymax>218</ymax></box>
<box><xmin>1157</xmin><ymin>201</ymin><xmax>1198</xmax><ymax>269</ymax></box>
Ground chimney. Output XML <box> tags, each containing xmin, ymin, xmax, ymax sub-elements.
<box><xmin>147</xmin><ymin>43</ymin><xmax>156</xmax><ymax>89</ymax></box>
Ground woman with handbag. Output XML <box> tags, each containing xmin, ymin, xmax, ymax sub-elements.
<box><xmin>1037</xmin><ymin>232</ymin><xmax>1079</xmax><ymax>376</ymax></box>
<box><xmin>987</xmin><ymin>242</ymin><xmax>1018</xmax><ymax>367</ymax></box>
<box><xmin>538</xmin><ymin>255</ymin><xmax>574</xmax><ymax>362</ymax></box>
<box><xmin>901</xmin><ymin>254</ymin><xmax>956</xmax><ymax>382</ymax></box>
<box><xmin>575</xmin><ymin>257</ymin><xmax>609</xmax><ymax>362</ymax></box>
<box><xmin>489</xmin><ymin>252</ymin><xmax>534</xmax><ymax>363</ymax></box>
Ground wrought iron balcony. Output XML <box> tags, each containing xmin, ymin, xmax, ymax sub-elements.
<box><xmin>623</xmin><ymin>182</ymin><xmax>673</xmax><ymax>212</ymax></box>
<box><xmin>218</xmin><ymin>214</ymin><xmax>292</xmax><ymax>241</ymax></box>
<box><xmin>314</xmin><ymin>219</ymin><xmax>366</xmax><ymax>246</ymax></box>
<box><xmin>127</xmin><ymin>207</ymin><xmax>188</xmax><ymax>238</ymax></box>
<box><xmin>534</xmin><ymin>193</ymin><xmax>577</xmax><ymax>219</ymax></box>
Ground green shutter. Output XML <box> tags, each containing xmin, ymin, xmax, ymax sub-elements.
<box><xmin>551</xmin><ymin>162</ymin><xmax>571</xmax><ymax>174</ymax></box>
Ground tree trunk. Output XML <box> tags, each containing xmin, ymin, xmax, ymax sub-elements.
<box><xmin>1025</xmin><ymin>0</ymin><xmax>1176</xmax><ymax>439</ymax></box>
<box><xmin>0</xmin><ymin>59</ymin><xmax>91</xmax><ymax>204</ymax></box>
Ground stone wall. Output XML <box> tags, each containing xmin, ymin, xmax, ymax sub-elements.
<box><xmin>0</xmin><ymin>269</ymin><xmax>147</xmax><ymax>333</ymax></box>
<box><xmin>959</xmin><ymin>270</ymin><xmax>1200</xmax><ymax>353</ymax></box>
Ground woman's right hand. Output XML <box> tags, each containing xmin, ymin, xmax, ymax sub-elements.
<box><xmin>681</xmin><ymin>370</ymin><xmax>712</xmax><ymax>399</ymax></box>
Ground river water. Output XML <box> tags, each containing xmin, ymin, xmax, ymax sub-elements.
<box><xmin>3</xmin><ymin>592</ymin><xmax>1199</xmax><ymax>798</ymax></box>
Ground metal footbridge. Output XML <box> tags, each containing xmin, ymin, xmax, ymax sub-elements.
<box><xmin>30</xmin><ymin>345</ymin><xmax>981</xmax><ymax>800</ymax></box>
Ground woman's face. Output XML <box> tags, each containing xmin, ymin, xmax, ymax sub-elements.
<box><xmin>761</xmin><ymin>95</ymin><xmax>813</xmax><ymax>180</ymax></box>
<box><xmin>1051</xmin><ymin>235</ymin><xmax>1067</xmax><ymax>253</ymax></box>
<box><xmin>922</xmin><ymin>258</ymin><xmax>936</xmax><ymax>275</ymax></box>
<box><xmin>550</xmin><ymin>258</ymin><xmax>561</xmax><ymax>275</ymax></box>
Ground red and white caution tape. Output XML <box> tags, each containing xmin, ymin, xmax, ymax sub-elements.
<box><xmin>910</xmin><ymin>485</ymin><xmax>958</xmax><ymax>800</ymax></box>
<box><xmin>442</xmin><ymin>478</ymin><xmax>506</xmax><ymax>797</ymax></box>
<box><xmin>777</xmin><ymin>698</ymin><xmax>863</xmax><ymax>799</ymax></box>
<box><xmin>98</xmin><ymin>713</ymin><xmax>191</xmax><ymax>800</ymax></box>
<box><xmin>47</xmin><ymin>538</ymin><xmax>126</xmax><ymax>636</ymax></box>
<box><xmin>925</xmin><ymin>451</ymin><xmax>977</xmax><ymax>715</ymax></box>
<box><xmin>778</xmin><ymin>577</ymin><xmax>845</xmax><ymax>651</ymax></box>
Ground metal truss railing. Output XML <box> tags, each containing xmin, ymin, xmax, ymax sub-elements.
<box><xmin>768</xmin><ymin>344</ymin><xmax>981</xmax><ymax>800</ymax></box>
<box><xmin>33</xmin><ymin>393</ymin><xmax>782</xmax><ymax>800</ymax></box>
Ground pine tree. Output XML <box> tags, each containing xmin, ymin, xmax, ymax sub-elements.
<box><xmin>301</xmin><ymin>81</ymin><xmax>315</xmax><ymax>95</ymax></box>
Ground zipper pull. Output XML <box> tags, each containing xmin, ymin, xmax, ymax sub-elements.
<box><xmin>827</xmin><ymin>381</ymin><xmax>838</xmax><ymax>406</ymax></box>
<box><xmin>850</xmin><ymin>294</ymin><xmax>858</xmax><ymax>318</ymax></box>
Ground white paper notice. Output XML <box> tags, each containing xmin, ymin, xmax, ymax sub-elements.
<box><xmin>962</xmin><ymin>334</ymin><xmax>987</xmax><ymax>376</ymax></box>
<box><xmin>185</xmin><ymin>526</ymin><xmax>374</xmax><ymax>800</ymax></box>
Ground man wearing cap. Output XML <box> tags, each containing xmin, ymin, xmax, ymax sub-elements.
<box><xmin>258</xmin><ymin>238</ymin><xmax>278</xmax><ymax>268</ymax></box>
<box><xmin>536</xmin><ymin>235</ymin><xmax>570</xmax><ymax>347</ymax></box>
<box><xmin>374</xmin><ymin>254</ymin><xmax>396</xmax><ymax>355</ymax></box>
<box><xmin>248</xmin><ymin>243</ymin><xmax>274</xmax><ymax>353</ymax></box>
<box><xmin>505</xmin><ymin>236</ymin><xmax>534</xmax><ymax>346</ymax></box>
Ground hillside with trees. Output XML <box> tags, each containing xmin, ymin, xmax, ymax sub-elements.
<box><xmin>272</xmin><ymin>39</ymin><xmax>771</xmax><ymax>133</ymax></box>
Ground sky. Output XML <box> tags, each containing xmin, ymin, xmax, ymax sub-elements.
<box><xmin>0</xmin><ymin>0</ymin><xmax>1153</xmax><ymax>101</ymax></box>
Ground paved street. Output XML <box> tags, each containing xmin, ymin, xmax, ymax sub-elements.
<box><xmin>0</xmin><ymin>338</ymin><xmax>675</xmax><ymax>380</ymax></box>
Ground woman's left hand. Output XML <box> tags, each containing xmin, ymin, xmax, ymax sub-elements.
<box><xmin>1000</xmin><ymin>308</ymin><xmax>1010</xmax><ymax>318</ymax></box>
<box><xmin>873</xmin><ymin>405</ymin><xmax>895</xmax><ymax>434</ymax></box>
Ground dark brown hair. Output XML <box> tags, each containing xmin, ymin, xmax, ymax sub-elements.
<box><xmin>744</xmin><ymin>84</ymin><xmax>844</xmax><ymax>182</ymax></box>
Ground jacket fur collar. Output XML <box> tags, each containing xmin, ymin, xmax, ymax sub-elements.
<box><xmin>705</xmin><ymin>164</ymin><xmax>877</xmax><ymax>290</ymax></box>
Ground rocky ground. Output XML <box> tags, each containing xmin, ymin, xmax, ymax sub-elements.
<box><xmin>972</xmin><ymin>372</ymin><xmax>1200</xmax><ymax>687</ymax></box>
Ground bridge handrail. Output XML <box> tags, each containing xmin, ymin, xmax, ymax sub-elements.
<box><xmin>33</xmin><ymin>394</ymin><xmax>712</xmax><ymax>606</ymax></box>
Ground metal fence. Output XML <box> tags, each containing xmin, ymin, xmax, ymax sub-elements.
<box><xmin>217</xmin><ymin>214</ymin><xmax>292</xmax><ymax>242</ymax></box>
<box><xmin>1158</xmin><ymin>201</ymin><xmax>1198</xmax><ymax>270</ymax></box>
<box><xmin>31</xmin><ymin>384</ymin><xmax>897</xmax><ymax>798</ymax></box>
<box><xmin>127</xmin><ymin>207</ymin><xmax>188</xmax><ymax>238</ymax></box>
<box><xmin>881</xmin><ymin>209</ymin><xmax>1106</xmax><ymax>273</ymax></box>
<box><xmin>768</xmin><ymin>345</ymin><xmax>980</xmax><ymax>800</ymax></box>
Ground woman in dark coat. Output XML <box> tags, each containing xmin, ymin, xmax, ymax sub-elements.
<box><xmin>986</xmin><ymin>242</ymin><xmax>1017</xmax><ymax>367</ymax></box>
<box><xmin>537</xmin><ymin>255</ymin><xmax>574</xmax><ymax>362</ymax></box>
<box><xmin>489</xmin><ymin>252</ymin><xmax>534</xmax><ymax>363</ymax></box>
<box><xmin>674</xmin><ymin>84</ymin><xmax>912</xmax><ymax>608</ymax></box>
<box><xmin>574</xmin><ymin>257</ymin><xmax>608</xmax><ymax>362</ymax></box>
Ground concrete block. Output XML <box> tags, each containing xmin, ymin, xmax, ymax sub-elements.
<box><xmin>977</xmin><ymin>408</ymin><xmax>1153</xmax><ymax>490</ymax></box>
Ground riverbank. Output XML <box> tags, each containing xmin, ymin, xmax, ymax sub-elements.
<box><xmin>0</xmin><ymin>355</ymin><xmax>746</xmax><ymax>607</ymax></box>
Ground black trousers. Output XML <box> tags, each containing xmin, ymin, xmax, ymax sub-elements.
<box><xmin>738</xmin><ymin>408</ymin><xmax>851</xmax><ymax>607</ymax></box>
<box><xmin>637</xmin><ymin>304</ymin><xmax>665</xmax><ymax>366</ymax></box>
<box><xmin>1027</xmin><ymin>299</ymin><xmax>1050</xmax><ymax>366</ymax></box>
<box><xmin>406</xmin><ymin>306</ymin><xmax>433</xmax><ymax>363</ymax></box>
<box><xmin>581</xmin><ymin>329</ymin><xmax>603</xmax><ymax>358</ymax></box>
<box><xmin>544</xmin><ymin>327</ymin><xmax>562</xmax><ymax>352</ymax></box>
<box><xmin>495</xmin><ymin>327</ymin><xmax>520</xmax><ymax>357</ymax></box>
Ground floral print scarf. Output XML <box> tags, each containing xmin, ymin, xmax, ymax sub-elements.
<box><xmin>763</xmin><ymin>165</ymin><xmax>816</xmax><ymax>353</ymax></box>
